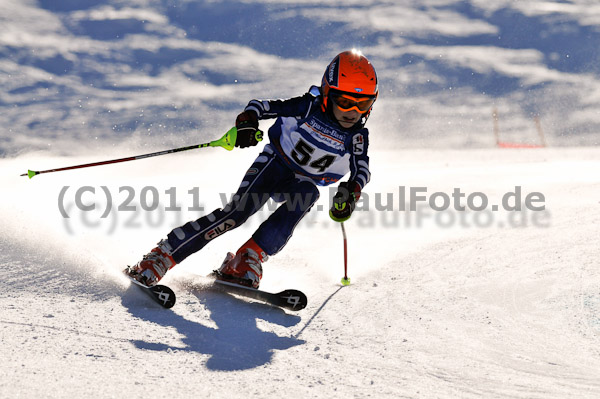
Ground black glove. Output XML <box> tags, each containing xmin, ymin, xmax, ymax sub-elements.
<box><xmin>329</xmin><ymin>181</ymin><xmax>361</xmax><ymax>222</ymax></box>
<box><xmin>234</xmin><ymin>110</ymin><xmax>262</xmax><ymax>148</ymax></box>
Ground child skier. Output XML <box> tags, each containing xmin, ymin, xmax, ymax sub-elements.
<box><xmin>127</xmin><ymin>49</ymin><xmax>378</xmax><ymax>289</ymax></box>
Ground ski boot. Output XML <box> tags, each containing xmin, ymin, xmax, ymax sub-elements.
<box><xmin>216</xmin><ymin>238</ymin><xmax>267</xmax><ymax>289</ymax></box>
<box><xmin>126</xmin><ymin>240</ymin><xmax>176</xmax><ymax>287</ymax></box>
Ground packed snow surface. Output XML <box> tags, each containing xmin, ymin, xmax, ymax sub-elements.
<box><xmin>1</xmin><ymin>147</ymin><xmax>599</xmax><ymax>398</ymax></box>
<box><xmin>1</xmin><ymin>0</ymin><xmax>600</xmax><ymax>398</ymax></box>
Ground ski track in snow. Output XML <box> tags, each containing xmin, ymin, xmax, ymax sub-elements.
<box><xmin>1</xmin><ymin>148</ymin><xmax>599</xmax><ymax>398</ymax></box>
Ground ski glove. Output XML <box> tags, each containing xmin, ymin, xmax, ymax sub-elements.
<box><xmin>235</xmin><ymin>110</ymin><xmax>262</xmax><ymax>148</ymax></box>
<box><xmin>329</xmin><ymin>181</ymin><xmax>361</xmax><ymax>222</ymax></box>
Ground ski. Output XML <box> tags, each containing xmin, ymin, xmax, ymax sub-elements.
<box><xmin>212</xmin><ymin>277</ymin><xmax>307</xmax><ymax>311</ymax></box>
<box><xmin>123</xmin><ymin>268</ymin><xmax>176</xmax><ymax>309</ymax></box>
<box><xmin>121</xmin><ymin>266</ymin><xmax>305</xmax><ymax>311</ymax></box>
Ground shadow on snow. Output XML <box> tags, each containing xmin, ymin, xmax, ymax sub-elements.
<box><xmin>121</xmin><ymin>284</ymin><xmax>305</xmax><ymax>371</ymax></box>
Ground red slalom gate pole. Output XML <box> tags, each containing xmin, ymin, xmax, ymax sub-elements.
<box><xmin>340</xmin><ymin>222</ymin><xmax>350</xmax><ymax>286</ymax></box>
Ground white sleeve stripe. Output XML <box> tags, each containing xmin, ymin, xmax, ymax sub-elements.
<box><xmin>249</xmin><ymin>100</ymin><xmax>264</xmax><ymax>110</ymax></box>
<box><xmin>359</xmin><ymin>169</ymin><xmax>371</xmax><ymax>184</ymax></box>
<box><xmin>356</xmin><ymin>175</ymin><xmax>367</xmax><ymax>188</ymax></box>
<box><xmin>357</xmin><ymin>169</ymin><xmax>371</xmax><ymax>181</ymax></box>
<box><xmin>351</xmin><ymin>157</ymin><xmax>370</xmax><ymax>187</ymax></box>
<box><xmin>246</xmin><ymin>100</ymin><xmax>265</xmax><ymax>117</ymax></box>
<box><xmin>356</xmin><ymin>160</ymin><xmax>370</xmax><ymax>183</ymax></box>
<box><xmin>304</xmin><ymin>101</ymin><xmax>313</xmax><ymax>118</ymax></box>
<box><xmin>245</xmin><ymin>105</ymin><xmax>262</xmax><ymax>116</ymax></box>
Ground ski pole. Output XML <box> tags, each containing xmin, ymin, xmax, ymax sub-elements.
<box><xmin>340</xmin><ymin>222</ymin><xmax>351</xmax><ymax>286</ymax></box>
<box><xmin>21</xmin><ymin>127</ymin><xmax>262</xmax><ymax>179</ymax></box>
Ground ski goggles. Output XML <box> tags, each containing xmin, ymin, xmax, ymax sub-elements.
<box><xmin>329</xmin><ymin>91</ymin><xmax>376</xmax><ymax>114</ymax></box>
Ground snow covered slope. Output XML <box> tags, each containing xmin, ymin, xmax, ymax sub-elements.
<box><xmin>2</xmin><ymin>0</ymin><xmax>600</xmax><ymax>398</ymax></box>
<box><xmin>1</xmin><ymin>146</ymin><xmax>599</xmax><ymax>398</ymax></box>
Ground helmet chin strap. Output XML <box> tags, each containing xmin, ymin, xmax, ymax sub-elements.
<box><xmin>361</xmin><ymin>110</ymin><xmax>372</xmax><ymax>125</ymax></box>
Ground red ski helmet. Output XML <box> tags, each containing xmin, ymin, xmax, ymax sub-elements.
<box><xmin>321</xmin><ymin>50</ymin><xmax>378</xmax><ymax>117</ymax></box>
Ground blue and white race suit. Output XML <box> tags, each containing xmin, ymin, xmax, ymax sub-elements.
<box><xmin>166</xmin><ymin>86</ymin><xmax>371</xmax><ymax>262</ymax></box>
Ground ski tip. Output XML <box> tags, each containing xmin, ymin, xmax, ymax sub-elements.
<box><xmin>152</xmin><ymin>285</ymin><xmax>176</xmax><ymax>308</ymax></box>
<box><xmin>280</xmin><ymin>289</ymin><xmax>308</xmax><ymax>311</ymax></box>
